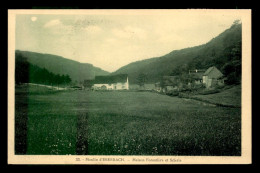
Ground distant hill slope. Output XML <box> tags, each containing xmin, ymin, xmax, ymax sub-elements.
<box><xmin>112</xmin><ymin>23</ymin><xmax>241</xmax><ymax>84</ymax></box>
<box><xmin>15</xmin><ymin>50</ymin><xmax>110</xmax><ymax>82</ymax></box>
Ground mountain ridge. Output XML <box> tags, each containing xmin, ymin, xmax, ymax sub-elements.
<box><xmin>15</xmin><ymin>50</ymin><xmax>110</xmax><ymax>82</ymax></box>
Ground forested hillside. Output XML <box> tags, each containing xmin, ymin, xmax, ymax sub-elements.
<box><xmin>15</xmin><ymin>50</ymin><xmax>110</xmax><ymax>83</ymax></box>
<box><xmin>112</xmin><ymin>22</ymin><xmax>241</xmax><ymax>84</ymax></box>
<box><xmin>15</xmin><ymin>53</ymin><xmax>72</xmax><ymax>85</ymax></box>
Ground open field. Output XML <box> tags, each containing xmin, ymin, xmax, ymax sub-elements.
<box><xmin>177</xmin><ymin>85</ymin><xmax>241</xmax><ymax>108</ymax></box>
<box><xmin>193</xmin><ymin>85</ymin><xmax>241</xmax><ymax>107</ymax></box>
<box><xmin>15</xmin><ymin>85</ymin><xmax>241</xmax><ymax>155</ymax></box>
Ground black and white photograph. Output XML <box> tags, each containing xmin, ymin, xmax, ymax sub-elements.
<box><xmin>8</xmin><ymin>9</ymin><xmax>252</xmax><ymax>164</ymax></box>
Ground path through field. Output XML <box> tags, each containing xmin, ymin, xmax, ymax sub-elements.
<box><xmin>27</xmin><ymin>83</ymin><xmax>67</xmax><ymax>90</ymax></box>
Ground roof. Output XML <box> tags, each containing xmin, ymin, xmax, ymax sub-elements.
<box><xmin>203</xmin><ymin>66</ymin><xmax>223</xmax><ymax>79</ymax></box>
<box><xmin>94</xmin><ymin>74</ymin><xmax>128</xmax><ymax>84</ymax></box>
<box><xmin>188</xmin><ymin>69</ymin><xmax>206</xmax><ymax>80</ymax></box>
<box><xmin>189</xmin><ymin>69</ymin><xmax>206</xmax><ymax>73</ymax></box>
<box><xmin>190</xmin><ymin>72</ymin><xmax>204</xmax><ymax>80</ymax></box>
<box><xmin>203</xmin><ymin>66</ymin><xmax>215</xmax><ymax>76</ymax></box>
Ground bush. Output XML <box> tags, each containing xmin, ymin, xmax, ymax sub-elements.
<box><xmin>225</xmin><ymin>72</ymin><xmax>241</xmax><ymax>85</ymax></box>
<box><xmin>198</xmin><ymin>89</ymin><xmax>220</xmax><ymax>95</ymax></box>
<box><xmin>166</xmin><ymin>91</ymin><xmax>179</xmax><ymax>96</ymax></box>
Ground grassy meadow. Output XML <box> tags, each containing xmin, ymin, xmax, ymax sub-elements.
<box><xmin>15</xmin><ymin>85</ymin><xmax>241</xmax><ymax>156</ymax></box>
<box><xmin>193</xmin><ymin>85</ymin><xmax>241</xmax><ymax>107</ymax></box>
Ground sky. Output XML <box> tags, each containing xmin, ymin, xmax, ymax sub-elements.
<box><xmin>15</xmin><ymin>10</ymin><xmax>241</xmax><ymax>72</ymax></box>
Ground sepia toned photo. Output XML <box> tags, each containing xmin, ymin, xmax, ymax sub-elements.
<box><xmin>8</xmin><ymin>9</ymin><xmax>251</xmax><ymax>164</ymax></box>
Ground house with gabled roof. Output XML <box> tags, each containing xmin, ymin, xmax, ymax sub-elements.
<box><xmin>203</xmin><ymin>66</ymin><xmax>224</xmax><ymax>88</ymax></box>
<box><xmin>92</xmin><ymin>74</ymin><xmax>129</xmax><ymax>90</ymax></box>
<box><xmin>188</xmin><ymin>69</ymin><xmax>206</xmax><ymax>85</ymax></box>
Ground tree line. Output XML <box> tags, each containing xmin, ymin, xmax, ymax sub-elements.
<box><xmin>170</xmin><ymin>21</ymin><xmax>242</xmax><ymax>85</ymax></box>
<box><xmin>15</xmin><ymin>53</ymin><xmax>72</xmax><ymax>85</ymax></box>
<box><xmin>170</xmin><ymin>40</ymin><xmax>241</xmax><ymax>85</ymax></box>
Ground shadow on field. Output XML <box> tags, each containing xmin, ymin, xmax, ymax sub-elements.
<box><xmin>15</xmin><ymin>87</ymin><xmax>28</xmax><ymax>154</ymax></box>
<box><xmin>76</xmin><ymin>113</ymin><xmax>89</xmax><ymax>155</ymax></box>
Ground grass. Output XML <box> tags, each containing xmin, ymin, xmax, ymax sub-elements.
<box><xmin>192</xmin><ymin>85</ymin><xmax>241</xmax><ymax>107</ymax></box>
<box><xmin>15</xmin><ymin>85</ymin><xmax>241</xmax><ymax>156</ymax></box>
<box><xmin>177</xmin><ymin>85</ymin><xmax>241</xmax><ymax>108</ymax></box>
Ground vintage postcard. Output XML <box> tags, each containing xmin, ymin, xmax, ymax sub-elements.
<box><xmin>8</xmin><ymin>9</ymin><xmax>252</xmax><ymax>164</ymax></box>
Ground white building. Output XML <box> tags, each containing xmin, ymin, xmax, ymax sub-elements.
<box><xmin>92</xmin><ymin>74</ymin><xmax>129</xmax><ymax>90</ymax></box>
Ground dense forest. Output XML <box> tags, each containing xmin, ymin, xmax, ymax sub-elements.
<box><xmin>15</xmin><ymin>53</ymin><xmax>72</xmax><ymax>86</ymax></box>
<box><xmin>15</xmin><ymin>50</ymin><xmax>110</xmax><ymax>83</ymax></box>
<box><xmin>112</xmin><ymin>21</ymin><xmax>242</xmax><ymax>85</ymax></box>
<box><xmin>172</xmin><ymin>22</ymin><xmax>241</xmax><ymax>85</ymax></box>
